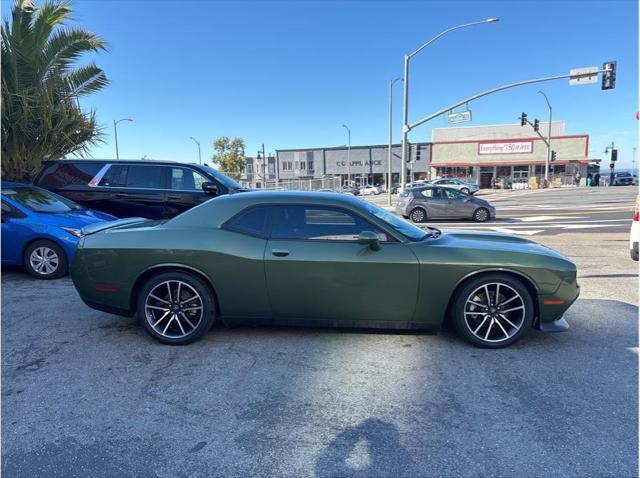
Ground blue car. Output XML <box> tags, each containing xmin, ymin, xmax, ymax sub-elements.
<box><xmin>1</xmin><ymin>182</ymin><xmax>116</xmax><ymax>279</ymax></box>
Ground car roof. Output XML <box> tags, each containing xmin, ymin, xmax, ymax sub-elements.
<box><xmin>42</xmin><ymin>159</ymin><xmax>208</xmax><ymax>168</ymax></box>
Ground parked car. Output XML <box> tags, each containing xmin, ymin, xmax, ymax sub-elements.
<box><xmin>338</xmin><ymin>185</ymin><xmax>360</xmax><ymax>196</ymax></box>
<box><xmin>611</xmin><ymin>171</ymin><xmax>634</xmax><ymax>186</ymax></box>
<box><xmin>71</xmin><ymin>191</ymin><xmax>578</xmax><ymax>348</ymax></box>
<box><xmin>630</xmin><ymin>197</ymin><xmax>639</xmax><ymax>261</ymax></box>
<box><xmin>396</xmin><ymin>180</ymin><xmax>428</xmax><ymax>195</ymax></box>
<box><xmin>34</xmin><ymin>159</ymin><xmax>248</xmax><ymax>219</ymax></box>
<box><xmin>396</xmin><ymin>186</ymin><xmax>495</xmax><ymax>223</ymax></box>
<box><xmin>1</xmin><ymin>182</ymin><xmax>116</xmax><ymax>279</ymax></box>
<box><xmin>361</xmin><ymin>185</ymin><xmax>380</xmax><ymax>195</ymax></box>
<box><xmin>429</xmin><ymin>178</ymin><xmax>479</xmax><ymax>195</ymax></box>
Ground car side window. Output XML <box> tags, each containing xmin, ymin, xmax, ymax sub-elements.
<box><xmin>98</xmin><ymin>165</ymin><xmax>127</xmax><ymax>187</ymax></box>
<box><xmin>126</xmin><ymin>165</ymin><xmax>164</xmax><ymax>188</ymax></box>
<box><xmin>270</xmin><ymin>205</ymin><xmax>389</xmax><ymax>242</ymax></box>
<box><xmin>420</xmin><ymin>188</ymin><xmax>436</xmax><ymax>198</ymax></box>
<box><xmin>224</xmin><ymin>206</ymin><xmax>270</xmax><ymax>238</ymax></box>
<box><xmin>443</xmin><ymin>189</ymin><xmax>465</xmax><ymax>200</ymax></box>
<box><xmin>1</xmin><ymin>200</ymin><xmax>26</xmax><ymax>219</ymax></box>
<box><xmin>170</xmin><ymin>167</ymin><xmax>208</xmax><ymax>191</ymax></box>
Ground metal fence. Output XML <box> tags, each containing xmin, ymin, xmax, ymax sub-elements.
<box><xmin>262</xmin><ymin>176</ymin><xmax>342</xmax><ymax>191</ymax></box>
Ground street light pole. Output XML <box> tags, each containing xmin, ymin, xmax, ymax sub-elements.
<box><xmin>400</xmin><ymin>18</ymin><xmax>499</xmax><ymax>191</ymax></box>
<box><xmin>388</xmin><ymin>77</ymin><xmax>403</xmax><ymax>206</ymax></box>
<box><xmin>189</xmin><ymin>137</ymin><xmax>202</xmax><ymax>165</ymax></box>
<box><xmin>113</xmin><ymin>118</ymin><xmax>133</xmax><ymax>160</ymax></box>
<box><xmin>538</xmin><ymin>91</ymin><xmax>552</xmax><ymax>184</ymax></box>
<box><xmin>342</xmin><ymin>124</ymin><xmax>351</xmax><ymax>186</ymax></box>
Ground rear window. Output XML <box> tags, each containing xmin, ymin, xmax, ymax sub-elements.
<box><xmin>2</xmin><ymin>187</ymin><xmax>82</xmax><ymax>213</ymax></box>
<box><xmin>126</xmin><ymin>165</ymin><xmax>165</xmax><ymax>188</ymax></box>
<box><xmin>36</xmin><ymin>162</ymin><xmax>104</xmax><ymax>187</ymax></box>
<box><xmin>99</xmin><ymin>165</ymin><xmax>127</xmax><ymax>187</ymax></box>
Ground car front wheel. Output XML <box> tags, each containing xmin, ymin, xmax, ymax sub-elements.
<box><xmin>138</xmin><ymin>271</ymin><xmax>215</xmax><ymax>345</ymax></box>
<box><xmin>473</xmin><ymin>207</ymin><xmax>490</xmax><ymax>222</ymax></box>
<box><xmin>23</xmin><ymin>240</ymin><xmax>68</xmax><ymax>279</ymax></box>
<box><xmin>461</xmin><ymin>187</ymin><xmax>470</xmax><ymax>194</ymax></box>
<box><xmin>451</xmin><ymin>274</ymin><xmax>534</xmax><ymax>348</ymax></box>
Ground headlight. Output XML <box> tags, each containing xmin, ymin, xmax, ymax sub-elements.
<box><xmin>61</xmin><ymin>227</ymin><xmax>83</xmax><ymax>238</ymax></box>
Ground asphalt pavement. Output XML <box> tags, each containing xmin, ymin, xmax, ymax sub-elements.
<box><xmin>2</xmin><ymin>186</ymin><xmax>638</xmax><ymax>478</ymax></box>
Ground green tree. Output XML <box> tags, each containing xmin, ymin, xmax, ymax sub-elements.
<box><xmin>211</xmin><ymin>136</ymin><xmax>246</xmax><ymax>180</ymax></box>
<box><xmin>1</xmin><ymin>0</ymin><xmax>109</xmax><ymax>182</ymax></box>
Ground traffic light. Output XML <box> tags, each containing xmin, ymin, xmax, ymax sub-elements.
<box><xmin>533</xmin><ymin>119</ymin><xmax>540</xmax><ymax>132</ymax></box>
<box><xmin>415</xmin><ymin>146</ymin><xmax>422</xmax><ymax>162</ymax></box>
<box><xmin>520</xmin><ymin>112</ymin><xmax>527</xmax><ymax>126</ymax></box>
<box><xmin>602</xmin><ymin>61</ymin><xmax>617</xmax><ymax>90</ymax></box>
<box><xmin>551</xmin><ymin>151</ymin><xmax>557</xmax><ymax>162</ymax></box>
<box><xmin>611</xmin><ymin>149</ymin><xmax>618</xmax><ymax>161</ymax></box>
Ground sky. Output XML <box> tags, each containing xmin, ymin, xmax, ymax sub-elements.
<box><xmin>3</xmin><ymin>0</ymin><xmax>638</xmax><ymax>168</ymax></box>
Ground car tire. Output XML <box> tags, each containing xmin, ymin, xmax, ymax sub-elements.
<box><xmin>451</xmin><ymin>273</ymin><xmax>534</xmax><ymax>348</ymax></box>
<box><xmin>137</xmin><ymin>271</ymin><xmax>215</xmax><ymax>345</ymax></box>
<box><xmin>23</xmin><ymin>240</ymin><xmax>68</xmax><ymax>280</ymax></box>
<box><xmin>461</xmin><ymin>187</ymin><xmax>470</xmax><ymax>195</ymax></box>
<box><xmin>410</xmin><ymin>207</ymin><xmax>427</xmax><ymax>223</ymax></box>
<box><xmin>473</xmin><ymin>207</ymin><xmax>490</xmax><ymax>222</ymax></box>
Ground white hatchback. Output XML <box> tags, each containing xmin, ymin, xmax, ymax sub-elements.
<box><xmin>361</xmin><ymin>185</ymin><xmax>380</xmax><ymax>196</ymax></box>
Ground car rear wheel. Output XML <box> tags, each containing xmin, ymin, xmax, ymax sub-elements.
<box><xmin>138</xmin><ymin>272</ymin><xmax>215</xmax><ymax>345</ymax></box>
<box><xmin>23</xmin><ymin>240</ymin><xmax>67</xmax><ymax>280</ymax></box>
<box><xmin>451</xmin><ymin>274</ymin><xmax>534</xmax><ymax>348</ymax></box>
<box><xmin>473</xmin><ymin>207</ymin><xmax>490</xmax><ymax>222</ymax></box>
<box><xmin>410</xmin><ymin>207</ymin><xmax>427</xmax><ymax>223</ymax></box>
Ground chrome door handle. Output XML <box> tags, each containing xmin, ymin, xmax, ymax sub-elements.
<box><xmin>271</xmin><ymin>249</ymin><xmax>290</xmax><ymax>257</ymax></box>
<box><xmin>167</xmin><ymin>195</ymin><xmax>180</xmax><ymax>200</ymax></box>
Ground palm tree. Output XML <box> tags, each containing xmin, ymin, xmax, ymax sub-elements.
<box><xmin>1</xmin><ymin>0</ymin><xmax>109</xmax><ymax>182</ymax></box>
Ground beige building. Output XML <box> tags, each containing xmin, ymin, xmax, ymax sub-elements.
<box><xmin>430</xmin><ymin>122</ymin><xmax>597</xmax><ymax>187</ymax></box>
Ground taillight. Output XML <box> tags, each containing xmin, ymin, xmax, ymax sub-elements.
<box><xmin>407</xmin><ymin>192</ymin><xmax>414</xmax><ymax>200</ymax></box>
<box><xmin>634</xmin><ymin>209</ymin><xmax>639</xmax><ymax>221</ymax></box>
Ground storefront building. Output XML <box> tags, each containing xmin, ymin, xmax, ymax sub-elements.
<box><xmin>275</xmin><ymin>143</ymin><xmax>431</xmax><ymax>187</ymax></box>
<box><xmin>429</xmin><ymin>122</ymin><xmax>597</xmax><ymax>188</ymax></box>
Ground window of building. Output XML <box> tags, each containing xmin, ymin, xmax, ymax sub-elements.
<box><xmin>513</xmin><ymin>165</ymin><xmax>529</xmax><ymax>180</ymax></box>
<box><xmin>170</xmin><ymin>167</ymin><xmax>208</xmax><ymax>190</ymax></box>
<box><xmin>246</xmin><ymin>163</ymin><xmax>253</xmax><ymax>174</ymax></box>
<box><xmin>224</xmin><ymin>206</ymin><xmax>269</xmax><ymax>238</ymax></box>
<box><xmin>270</xmin><ymin>205</ymin><xmax>387</xmax><ymax>242</ymax></box>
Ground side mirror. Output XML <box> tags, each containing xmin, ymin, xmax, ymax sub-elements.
<box><xmin>202</xmin><ymin>182</ymin><xmax>219</xmax><ymax>196</ymax></box>
<box><xmin>357</xmin><ymin>231</ymin><xmax>381</xmax><ymax>251</ymax></box>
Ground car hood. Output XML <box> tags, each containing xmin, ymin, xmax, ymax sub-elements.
<box><xmin>429</xmin><ymin>230</ymin><xmax>569</xmax><ymax>261</ymax></box>
<box><xmin>32</xmin><ymin>209</ymin><xmax>117</xmax><ymax>228</ymax></box>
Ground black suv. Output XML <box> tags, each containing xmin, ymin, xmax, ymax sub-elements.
<box><xmin>34</xmin><ymin>160</ymin><xmax>247</xmax><ymax>219</ymax></box>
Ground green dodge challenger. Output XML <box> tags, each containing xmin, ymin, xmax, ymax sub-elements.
<box><xmin>71</xmin><ymin>191</ymin><xmax>579</xmax><ymax>348</ymax></box>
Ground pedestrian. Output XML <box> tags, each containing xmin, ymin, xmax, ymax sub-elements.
<box><xmin>490</xmin><ymin>176</ymin><xmax>496</xmax><ymax>189</ymax></box>
<box><xmin>586</xmin><ymin>173</ymin><xmax>592</xmax><ymax>187</ymax></box>
<box><xmin>594</xmin><ymin>173</ymin><xmax>600</xmax><ymax>186</ymax></box>
<box><xmin>574</xmin><ymin>171</ymin><xmax>581</xmax><ymax>187</ymax></box>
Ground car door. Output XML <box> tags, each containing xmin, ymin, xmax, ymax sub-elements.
<box><xmin>442</xmin><ymin>188</ymin><xmax>475</xmax><ymax>218</ymax></box>
<box><xmin>96</xmin><ymin>164</ymin><xmax>167</xmax><ymax>219</ymax></box>
<box><xmin>163</xmin><ymin>166</ymin><xmax>215</xmax><ymax>218</ymax></box>
<box><xmin>1</xmin><ymin>200</ymin><xmax>29</xmax><ymax>264</ymax></box>
<box><xmin>417</xmin><ymin>187</ymin><xmax>449</xmax><ymax>218</ymax></box>
<box><xmin>264</xmin><ymin>205</ymin><xmax>419</xmax><ymax>323</ymax></box>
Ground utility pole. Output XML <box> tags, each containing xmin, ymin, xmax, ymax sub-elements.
<box><xmin>388</xmin><ymin>78</ymin><xmax>403</xmax><ymax>206</ymax></box>
<box><xmin>400</xmin><ymin>18</ymin><xmax>499</xmax><ymax>191</ymax></box>
<box><xmin>189</xmin><ymin>137</ymin><xmax>202</xmax><ymax>165</ymax></box>
<box><xmin>538</xmin><ymin>91</ymin><xmax>552</xmax><ymax>184</ymax></box>
<box><xmin>113</xmin><ymin>118</ymin><xmax>133</xmax><ymax>160</ymax></box>
<box><xmin>342</xmin><ymin>125</ymin><xmax>351</xmax><ymax>186</ymax></box>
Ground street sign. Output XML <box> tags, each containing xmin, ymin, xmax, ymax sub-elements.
<box><xmin>569</xmin><ymin>66</ymin><xmax>598</xmax><ymax>85</ymax></box>
<box><xmin>448</xmin><ymin>110</ymin><xmax>472</xmax><ymax>124</ymax></box>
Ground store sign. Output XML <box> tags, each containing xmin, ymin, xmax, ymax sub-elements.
<box><xmin>478</xmin><ymin>141</ymin><xmax>533</xmax><ymax>155</ymax></box>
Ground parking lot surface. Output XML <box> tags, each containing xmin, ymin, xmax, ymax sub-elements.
<box><xmin>2</xmin><ymin>188</ymin><xmax>638</xmax><ymax>478</ymax></box>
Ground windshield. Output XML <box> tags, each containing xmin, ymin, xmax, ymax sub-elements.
<box><xmin>2</xmin><ymin>187</ymin><xmax>83</xmax><ymax>213</ymax></box>
<box><xmin>616</xmin><ymin>172</ymin><xmax>631</xmax><ymax>177</ymax></box>
<box><xmin>361</xmin><ymin>201</ymin><xmax>429</xmax><ymax>241</ymax></box>
<box><xmin>201</xmin><ymin>165</ymin><xmax>242</xmax><ymax>189</ymax></box>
